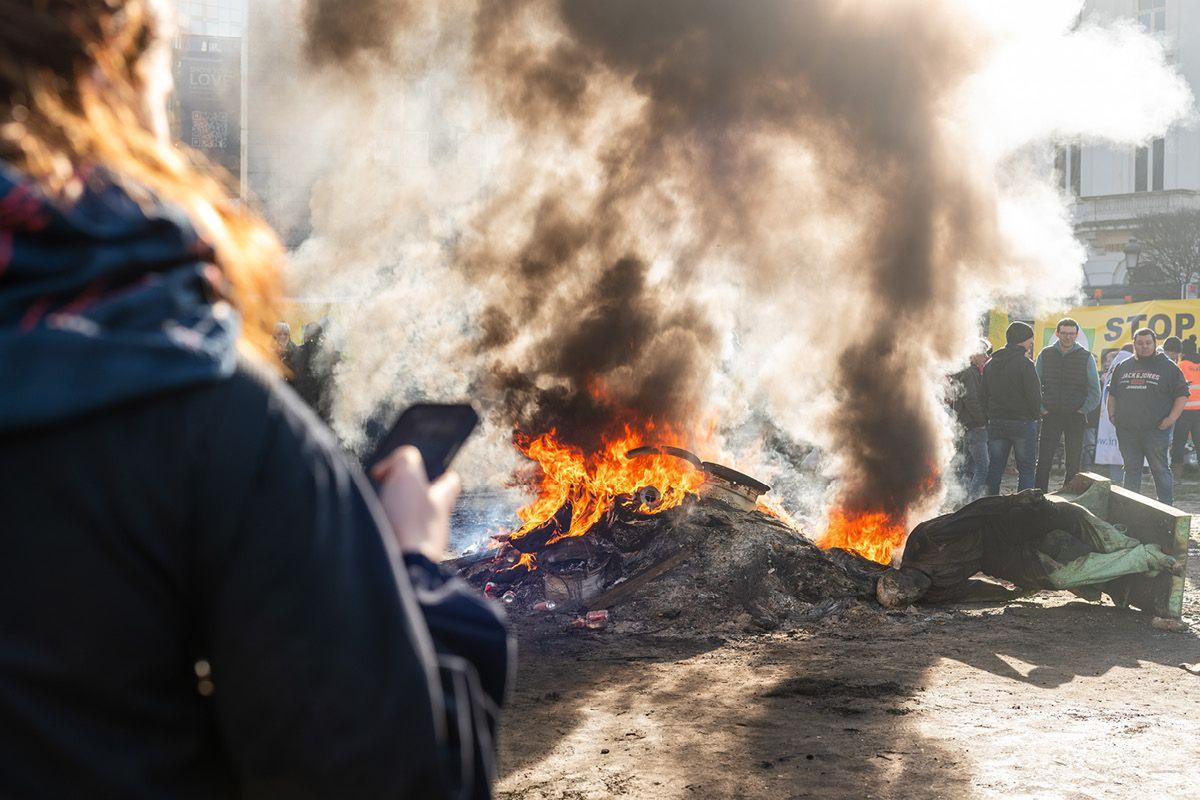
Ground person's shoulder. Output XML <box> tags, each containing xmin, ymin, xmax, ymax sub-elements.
<box><xmin>185</xmin><ymin>356</ymin><xmax>340</xmax><ymax>456</ymax></box>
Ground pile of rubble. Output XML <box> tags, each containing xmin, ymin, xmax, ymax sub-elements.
<box><xmin>456</xmin><ymin>494</ymin><xmax>884</xmax><ymax>636</ymax></box>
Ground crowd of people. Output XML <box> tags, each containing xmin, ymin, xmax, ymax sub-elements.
<box><xmin>274</xmin><ymin>319</ymin><xmax>340</xmax><ymax>424</ymax></box>
<box><xmin>954</xmin><ymin>318</ymin><xmax>1199</xmax><ymax>508</ymax></box>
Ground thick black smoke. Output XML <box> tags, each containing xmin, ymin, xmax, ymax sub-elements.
<box><xmin>306</xmin><ymin>0</ymin><xmax>997</xmax><ymax>517</ymax></box>
<box><xmin>463</xmin><ymin>0</ymin><xmax>988</xmax><ymax>514</ymax></box>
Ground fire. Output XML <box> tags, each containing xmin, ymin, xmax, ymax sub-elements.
<box><xmin>818</xmin><ymin>508</ymin><xmax>906</xmax><ymax>565</ymax></box>
<box><xmin>756</xmin><ymin>494</ymin><xmax>802</xmax><ymax>530</ymax></box>
<box><xmin>510</xmin><ymin>423</ymin><xmax>707</xmax><ymax>547</ymax></box>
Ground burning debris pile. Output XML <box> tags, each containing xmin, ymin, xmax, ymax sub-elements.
<box><xmin>456</xmin><ymin>438</ymin><xmax>880</xmax><ymax>634</ymax></box>
<box><xmin>284</xmin><ymin>0</ymin><xmax>1190</xmax><ymax>588</ymax></box>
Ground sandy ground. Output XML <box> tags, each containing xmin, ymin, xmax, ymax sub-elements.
<box><xmin>495</xmin><ymin>474</ymin><xmax>1200</xmax><ymax>799</ymax></box>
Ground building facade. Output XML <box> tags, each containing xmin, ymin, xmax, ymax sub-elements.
<box><xmin>1072</xmin><ymin>0</ymin><xmax>1200</xmax><ymax>299</ymax></box>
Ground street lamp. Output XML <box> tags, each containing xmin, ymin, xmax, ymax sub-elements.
<box><xmin>1121</xmin><ymin>237</ymin><xmax>1141</xmax><ymax>287</ymax></box>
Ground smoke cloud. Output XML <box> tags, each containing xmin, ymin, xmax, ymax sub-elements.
<box><xmin>277</xmin><ymin>0</ymin><xmax>1190</xmax><ymax>530</ymax></box>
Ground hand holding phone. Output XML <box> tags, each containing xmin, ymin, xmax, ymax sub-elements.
<box><xmin>366</xmin><ymin>404</ymin><xmax>478</xmax><ymax>560</ymax></box>
<box><xmin>372</xmin><ymin>447</ymin><xmax>461</xmax><ymax>560</ymax></box>
<box><xmin>365</xmin><ymin>403</ymin><xmax>479</xmax><ymax>480</ymax></box>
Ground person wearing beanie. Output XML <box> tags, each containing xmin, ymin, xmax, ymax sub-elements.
<box><xmin>1006</xmin><ymin>321</ymin><xmax>1034</xmax><ymax>345</ymax></box>
<box><xmin>982</xmin><ymin>321</ymin><xmax>1041</xmax><ymax>494</ymax></box>
<box><xmin>1163</xmin><ymin>336</ymin><xmax>1183</xmax><ymax>364</ymax></box>
<box><xmin>1033</xmin><ymin>318</ymin><xmax>1100</xmax><ymax>492</ymax></box>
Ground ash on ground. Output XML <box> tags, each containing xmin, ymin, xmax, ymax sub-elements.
<box><xmin>456</xmin><ymin>496</ymin><xmax>887</xmax><ymax>636</ymax></box>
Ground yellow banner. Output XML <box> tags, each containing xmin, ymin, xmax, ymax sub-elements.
<box><xmin>1033</xmin><ymin>300</ymin><xmax>1200</xmax><ymax>363</ymax></box>
<box><xmin>985</xmin><ymin>309</ymin><xmax>1010</xmax><ymax>356</ymax></box>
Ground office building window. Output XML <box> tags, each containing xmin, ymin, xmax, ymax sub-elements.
<box><xmin>1053</xmin><ymin>144</ymin><xmax>1083</xmax><ymax>196</ymax></box>
<box><xmin>1134</xmin><ymin>139</ymin><xmax>1166</xmax><ymax>193</ymax></box>
<box><xmin>1139</xmin><ymin>0</ymin><xmax>1166</xmax><ymax>33</ymax></box>
<box><xmin>1152</xmin><ymin>137</ymin><xmax>1165</xmax><ymax>191</ymax></box>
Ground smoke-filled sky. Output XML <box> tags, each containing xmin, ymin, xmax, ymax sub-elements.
<box><xmin>264</xmin><ymin>0</ymin><xmax>1190</xmax><ymax>528</ymax></box>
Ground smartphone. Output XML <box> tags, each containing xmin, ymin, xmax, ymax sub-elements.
<box><xmin>365</xmin><ymin>403</ymin><xmax>479</xmax><ymax>481</ymax></box>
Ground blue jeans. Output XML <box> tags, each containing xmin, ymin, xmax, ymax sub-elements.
<box><xmin>1115</xmin><ymin>426</ymin><xmax>1174</xmax><ymax>505</ymax></box>
<box><xmin>986</xmin><ymin>419</ymin><xmax>1038</xmax><ymax>495</ymax></box>
<box><xmin>964</xmin><ymin>427</ymin><xmax>989</xmax><ymax>500</ymax></box>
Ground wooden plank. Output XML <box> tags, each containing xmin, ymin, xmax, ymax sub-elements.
<box><xmin>585</xmin><ymin>549</ymin><xmax>691</xmax><ymax>611</ymax></box>
<box><xmin>1052</xmin><ymin>472</ymin><xmax>1191</xmax><ymax>619</ymax></box>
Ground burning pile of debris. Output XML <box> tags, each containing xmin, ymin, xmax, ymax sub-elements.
<box><xmin>455</xmin><ymin>439</ymin><xmax>882</xmax><ymax>634</ymax></box>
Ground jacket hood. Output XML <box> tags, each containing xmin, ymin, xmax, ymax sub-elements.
<box><xmin>991</xmin><ymin>344</ymin><xmax>1031</xmax><ymax>362</ymax></box>
<box><xmin>0</xmin><ymin>164</ymin><xmax>238</xmax><ymax>434</ymax></box>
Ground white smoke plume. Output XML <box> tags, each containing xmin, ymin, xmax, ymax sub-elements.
<box><xmin>247</xmin><ymin>0</ymin><xmax>1191</xmax><ymax>536</ymax></box>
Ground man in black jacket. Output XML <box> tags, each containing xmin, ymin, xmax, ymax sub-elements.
<box><xmin>983</xmin><ymin>322</ymin><xmax>1042</xmax><ymax>495</ymax></box>
<box><xmin>1034</xmin><ymin>318</ymin><xmax>1100</xmax><ymax>491</ymax></box>
<box><xmin>953</xmin><ymin>339</ymin><xmax>991</xmax><ymax>500</ymax></box>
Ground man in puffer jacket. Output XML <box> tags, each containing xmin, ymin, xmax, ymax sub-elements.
<box><xmin>1034</xmin><ymin>318</ymin><xmax>1100</xmax><ymax>491</ymax></box>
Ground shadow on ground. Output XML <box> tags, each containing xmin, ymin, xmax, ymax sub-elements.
<box><xmin>497</xmin><ymin>588</ymin><xmax>1198</xmax><ymax>799</ymax></box>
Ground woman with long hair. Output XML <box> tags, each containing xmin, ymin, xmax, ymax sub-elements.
<box><xmin>0</xmin><ymin>3</ymin><xmax>508</xmax><ymax>797</ymax></box>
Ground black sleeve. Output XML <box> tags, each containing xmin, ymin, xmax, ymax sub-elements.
<box><xmin>980</xmin><ymin>366</ymin><xmax>991</xmax><ymax>419</ymax></box>
<box><xmin>1109</xmin><ymin>363</ymin><xmax>1125</xmax><ymax>404</ymax></box>
<box><xmin>1023</xmin><ymin>360</ymin><xmax>1042</xmax><ymax>418</ymax></box>
<box><xmin>964</xmin><ymin>370</ymin><xmax>985</xmax><ymax>426</ymax></box>
<box><xmin>405</xmin><ymin>554</ymin><xmax>513</xmax><ymax>797</ymax></box>
<box><xmin>192</xmin><ymin>371</ymin><xmax>508</xmax><ymax>798</ymax></box>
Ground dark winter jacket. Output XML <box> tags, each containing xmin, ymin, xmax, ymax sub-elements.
<box><xmin>952</xmin><ymin>364</ymin><xmax>987</xmax><ymax>429</ymax></box>
<box><xmin>293</xmin><ymin>334</ymin><xmax>339</xmax><ymax>423</ymax></box>
<box><xmin>0</xmin><ymin>164</ymin><xmax>509</xmax><ymax>798</ymax></box>
<box><xmin>982</xmin><ymin>344</ymin><xmax>1042</xmax><ymax>421</ymax></box>
<box><xmin>1035</xmin><ymin>342</ymin><xmax>1100</xmax><ymax>414</ymax></box>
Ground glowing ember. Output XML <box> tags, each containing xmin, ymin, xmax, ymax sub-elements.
<box><xmin>510</xmin><ymin>423</ymin><xmax>707</xmax><ymax>547</ymax></box>
<box><xmin>818</xmin><ymin>508</ymin><xmax>906</xmax><ymax>565</ymax></box>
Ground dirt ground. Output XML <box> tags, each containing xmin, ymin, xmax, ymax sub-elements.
<box><xmin>495</xmin><ymin>474</ymin><xmax>1200</xmax><ymax>799</ymax></box>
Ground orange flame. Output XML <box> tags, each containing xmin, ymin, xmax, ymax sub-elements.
<box><xmin>756</xmin><ymin>494</ymin><xmax>802</xmax><ymax>530</ymax></box>
<box><xmin>510</xmin><ymin>422</ymin><xmax>707</xmax><ymax>547</ymax></box>
<box><xmin>818</xmin><ymin>508</ymin><xmax>906</xmax><ymax>565</ymax></box>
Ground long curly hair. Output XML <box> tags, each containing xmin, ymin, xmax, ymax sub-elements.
<box><xmin>0</xmin><ymin>0</ymin><xmax>283</xmax><ymax>361</ymax></box>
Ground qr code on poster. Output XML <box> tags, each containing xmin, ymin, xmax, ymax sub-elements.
<box><xmin>190</xmin><ymin>111</ymin><xmax>230</xmax><ymax>150</ymax></box>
